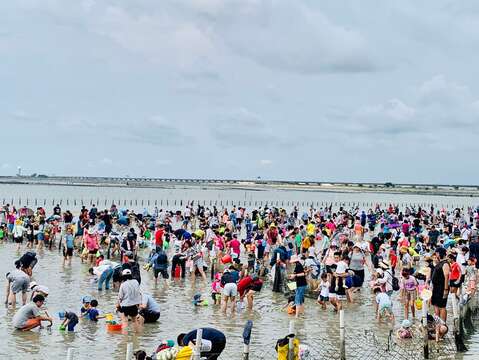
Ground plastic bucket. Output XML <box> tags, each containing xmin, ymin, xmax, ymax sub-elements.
<box><xmin>106</xmin><ymin>323</ymin><xmax>123</xmax><ymax>331</ymax></box>
<box><xmin>221</xmin><ymin>255</ymin><xmax>232</xmax><ymax>264</ymax></box>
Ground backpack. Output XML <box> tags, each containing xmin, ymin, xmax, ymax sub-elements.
<box><xmin>391</xmin><ymin>274</ymin><xmax>400</xmax><ymax>291</ymax></box>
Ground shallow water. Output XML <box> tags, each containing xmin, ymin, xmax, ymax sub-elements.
<box><xmin>1</xmin><ymin>240</ymin><xmax>476</xmax><ymax>360</ymax></box>
<box><xmin>0</xmin><ymin>184</ymin><xmax>479</xmax><ymax>359</ymax></box>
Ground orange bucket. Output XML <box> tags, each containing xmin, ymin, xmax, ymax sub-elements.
<box><xmin>221</xmin><ymin>255</ymin><xmax>232</xmax><ymax>264</ymax></box>
<box><xmin>106</xmin><ymin>323</ymin><xmax>123</xmax><ymax>331</ymax></box>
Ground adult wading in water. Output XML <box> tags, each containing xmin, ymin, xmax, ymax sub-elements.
<box><xmin>431</xmin><ymin>247</ymin><xmax>450</xmax><ymax>322</ymax></box>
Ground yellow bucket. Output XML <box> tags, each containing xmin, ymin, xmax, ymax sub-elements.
<box><xmin>105</xmin><ymin>313</ymin><xmax>113</xmax><ymax>321</ymax></box>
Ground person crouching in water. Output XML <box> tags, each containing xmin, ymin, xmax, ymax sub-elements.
<box><xmin>237</xmin><ymin>274</ymin><xmax>263</xmax><ymax>310</ymax></box>
<box><xmin>12</xmin><ymin>295</ymin><xmax>52</xmax><ymax>331</ymax></box>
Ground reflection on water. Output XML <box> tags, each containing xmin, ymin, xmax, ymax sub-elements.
<box><xmin>1</xmin><ymin>183</ymin><xmax>478</xmax><ymax>214</ymax></box>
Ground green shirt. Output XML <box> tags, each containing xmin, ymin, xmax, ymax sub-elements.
<box><xmin>295</xmin><ymin>234</ymin><xmax>302</xmax><ymax>248</ymax></box>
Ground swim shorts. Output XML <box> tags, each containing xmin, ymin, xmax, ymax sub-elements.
<box><xmin>223</xmin><ymin>283</ymin><xmax>238</xmax><ymax>297</ymax></box>
<box><xmin>154</xmin><ymin>268</ymin><xmax>169</xmax><ymax>279</ymax></box>
<box><xmin>9</xmin><ymin>275</ymin><xmax>29</xmax><ymax>294</ymax></box>
<box><xmin>119</xmin><ymin>305</ymin><xmax>139</xmax><ymax>317</ymax></box>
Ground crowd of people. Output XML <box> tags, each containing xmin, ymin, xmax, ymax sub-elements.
<box><xmin>2</xmin><ymin>201</ymin><xmax>479</xmax><ymax>358</ymax></box>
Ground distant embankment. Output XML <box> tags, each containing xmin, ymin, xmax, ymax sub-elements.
<box><xmin>1</xmin><ymin>176</ymin><xmax>479</xmax><ymax>197</ymax></box>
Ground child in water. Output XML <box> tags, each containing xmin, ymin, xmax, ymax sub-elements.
<box><xmin>397</xmin><ymin>319</ymin><xmax>413</xmax><ymax>339</ymax></box>
<box><xmin>62</xmin><ymin>226</ymin><xmax>74</xmax><ymax>266</ymax></box>
<box><xmin>317</xmin><ymin>272</ymin><xmax>330</xmax><ymax>310</ymax></box>
<box><xmin>283</xmin><ymin>294</ymin><xmax>296</xmax><ymax>315</ymax></box>
<box><xmin>59</xmin><ymin>311</ymin><xmax>79</xmax><ymax>332</ymax></box>
<box><xmin>211</xmin><ymin>273</ymin><xmax>222</xmax><ymax>305</ymax></box>
<box><xmin>192</xmin><ymin>293</ymin><xmax>208</xmax><ymax>306</ymax></box>
<box><xmin>80</xmin><ymin>296</ymin><xmax>92</xmax><ymax>317</ymax></box>
<box><xmin>374</xmin><ymin>287</ymin><xmax>395</xmax><ymax>322</ymax></box>
<box><xmin>85</xmin><ymin>299</ymin><xmax>104</xmax><ymax>321</ymax></box>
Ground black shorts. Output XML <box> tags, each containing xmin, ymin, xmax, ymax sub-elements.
<box><xmin>450</xmin><ymin>277</ymin><xmax>463</xmax><ymax>288</ymax></box>
<box><xmin>63</xmin><ymin>248</ymin><xmax>74</xmax><ymax>257</ymax></box>
<box><xmin>154</xmin><ymin>268</ymin><xmax>169</xmax><ymax>279</ymax></box>
<box><xmin>120</xmin><ymin>305</ymin><xmax>139</xmax><ymax>317</ymax></box>
<box><xmin>431</xmin><ymin>293</ymin><xmax>448</xmax><ymax>308</ymax></box>
<box><xmin>89</xmin><ymin>249</ymin><xmax>97</xmax><ymax>255</ymax></box>
<box><xmin>14</xmin><ymin>236</ymin><xmax>23</xmax><ymax>244</ymax></box>
<box><xmin>139</xmin><ymin>309</ymin><xmax>160</xmax><ymax>323</ymax></box>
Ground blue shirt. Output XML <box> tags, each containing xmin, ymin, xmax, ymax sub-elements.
<box><xmin>87</xmin><ymin>308</ymin><xmax>100</xmax><ymax>321</ymax></box>
<box><xmin>65</xmin><ymin>234</ymin><xmax>74</xmax><ymax>249</ymax></box>
<box><xmin>141</xmin><ymin>294</ymin><xmax>161</xmax><ymax>313</ymax></box>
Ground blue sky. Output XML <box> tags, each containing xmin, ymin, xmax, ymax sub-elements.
<box><xmin>1</xmin><ymin>1</ymin><xmax>478</xmax><ymax>184</ymax></box>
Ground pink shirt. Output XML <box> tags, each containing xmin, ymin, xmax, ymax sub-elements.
<box><xmin>230</xmin><ymin>239</ymin><xmax>241</xmax><ymax>255</ymax></box>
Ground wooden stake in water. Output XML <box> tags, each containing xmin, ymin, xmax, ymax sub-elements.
<box><xmin>422</xmin><ymin>300</ymin><xmax>429</xmax><ymax>359</ymax></box>
<box><xmin>339</xmin><ymin>309</ymin><xmax>345</xmax><ymax>360</ymax></box>
<box><xmin>126</xmin><ymin>343</ymin><xmax>133</xmax><ymax>360</ymax></box>
<box><xmin>193</xmin><ymin>328</ymin><xmax>203</xmax><ymax>360</ymax></box>
<box><xmin>243</xmin><ymin>320</ymin><xmax>253</xmax><ymax>360</ymax></box>
<box><xmin>288</xmin><ymin>321</ymin><xmax>295</xmax><ymax>360</ymax></box>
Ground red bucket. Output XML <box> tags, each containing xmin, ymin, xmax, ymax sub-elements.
<box><xmin>221</xmin><ymin>255</ymin><xmax>232</xmax><ymax>264</ymax></box>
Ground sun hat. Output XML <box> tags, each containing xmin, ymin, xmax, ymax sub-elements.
<box><xmin>401</xmin><ymin>319</ymin><xmax>412</xmax><ymax>329</ymax></box>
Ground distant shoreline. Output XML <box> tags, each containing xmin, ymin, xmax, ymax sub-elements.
<box><xmin>1</xmin><ymin>176</ymin><xmax>479</xmax><ymax>198</ymax></box>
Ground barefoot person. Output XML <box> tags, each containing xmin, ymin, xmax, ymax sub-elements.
<box><xmin>116</xmin><ymin>269</ymin><xmax>142</xmax><ymax>331</ymax></box>
<box><xmin>5</xmin><ymin>266</ymin><xmax>30</xmax><ymax>309</ymax></box>
<box><xmin>12</xmin><ymin>295</ymin><xmax>52</xmax><ymax>331</ymax></box>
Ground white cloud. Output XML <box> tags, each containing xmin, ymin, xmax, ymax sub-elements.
<box><xmin>259</xmin><ymin>159</ymin><xmax>272</xmax><ymax>166</ymax></box>
<box><xmin>202</xmin><ymin>1</ymin><xmax>376</xmax><ymax>74</ymax></box>
<box><xmin>101</xmin><ymin>157</ymin><xmax>113</xmax><ymax>165</ymax></box>
<box><xmin>417</xmin><ymin>74</ymin><xmax>469</xmax><ymax>105</ymax></box>
<box><xmin>357</xmin><ymin>99</ymin><xmax>415</xmax><ymax>121</ymax></box>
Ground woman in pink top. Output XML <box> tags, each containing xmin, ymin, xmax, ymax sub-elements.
<box><xmin>400</xmin><ymin>268</ymin><xmax>418</xmax><ymax>320</ymax></box>
<box><xmin>83</xmin><ymin>228</ymin><xmax>99</xmax><ymax>266</ymax></box>
<box><xmin>214</xmin><ymin>234</ymin><xmax>225</xmax><ymax>260</ymax></box>
<box><xmin>230</xmin><ymin>237</ymin><xmax>241</xmax><ymax>258</ymax></box>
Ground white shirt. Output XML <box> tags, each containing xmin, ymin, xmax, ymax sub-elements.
<box><xmin>336</xmin><ymin>261</ymin><xmax>348</xmax><ymax>275</ymax></box>
<box><xmin>376</xmin><ymin>292</ymin><xmax>391</xmax><ymax>307</ymax></box>
<box><xmin>319</xmin><ymin>281</ymin><xmax>330</xmax><ymax>297</ymax></box>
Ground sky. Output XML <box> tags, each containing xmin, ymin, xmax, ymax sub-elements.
<box><xmin>1</xmin><ymin>0</ymin><xmax>479</xmax><ymax>184</ymax></box>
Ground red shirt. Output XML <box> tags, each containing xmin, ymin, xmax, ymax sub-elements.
<box><xmin>237</xmin><ymin>276</ymin><xmax>253</xmax><ymax>297</ymax></box>
<box><xmin>155</xmin><ymin>229</ymin><xmax>164</xmax><ymax>247</ymax></box>
<box><xmin>450</xmin><ymin>262</ymin><xmax>461</xmax><ymax>281</ymax></box>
